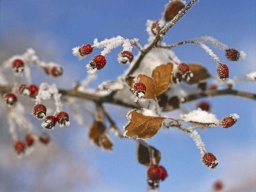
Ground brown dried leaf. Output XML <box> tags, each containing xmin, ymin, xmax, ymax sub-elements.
<box><xmin>124</xmin><ymin>110</ymin><xmax>165</xmax><ymax>139</ymax></box>
<box><xmin>187</xmin><ymin>64</ymin><xmax>211</xmax><ymax>84</ymax></box>
<box><xmin>152</xmin><ymin>63</ymin><xmax>173</xmax><ymax>96</ymax></box>
<box><xmin>137</xmin><ymin>74</ymin><xmax>155</xmax><ymax>99</ymax></box>
<box><xmin>89</xmin><ymin>121</ymin><xmax>106</xmax><ymax>141</ymax></box>
<box><xmin>137</xmin><ymin>142</ymin><xmax>161</xmax><ymax>166</ymax></box>
<box><xmin>100</xmin><ymin>135</ymin><xmax>113</xmax><ymax>151</ymax></box>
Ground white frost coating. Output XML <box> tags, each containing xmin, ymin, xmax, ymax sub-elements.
<box><xmin>197</xmin><ymin>43</ymin><xmax>221</xmax><ymax>63</ymax></box>
<box><xmin>35</xmin><ymin>83</ymin><xmax>62</xmax><ymax>112</ymax></box>
<box><xmin>246</xmin><ymin>72</ymin><xmax>256</xmax><ymax>80</ymax></box>
<box><xmin>98</xmin><ymin>79</ymin><xmax>125</xmax><ymax>92</ymax></box>
<box><xmin>230</xmin><ymin>113</ymin><xmax>239</xmax><ymax>120</ymax></box>
<box><xmin>122</xmin><ymin>39</ymin><xmax>133</xmax><ymax>51</ymax></box>
<box><xmin>181</xmin><ymin>108</ymin><xmax>219</xmax><ymax>124</ymax></box>
<box><xmin>189</xmin><ymin>130</ymin><xmax>206</xmax><ymax>156</ymax></box>
<box><xmin>124</xmin><ymin>47</ymin><xmax>180</xmax><ymax>77</ymax></box>
<box><xmin>72</xmin><ymin>46</ymin><xmax>85</xmax><ymax>60</ymax></box>
<box><xmin>141</xmin><ymin>108</ymin><xmax>158</xmax><ymax>117</ymax></box>
<box><xmin>239</xmin><ymin>50</ymin><xmax>246</xmax><ymax>59</ymax></box>
<box><xmin>78</xmin><ymin>73</ymin><xmax>97</xmax><ymax>92</ymax></box>
<box><xmin>197</xmin><ymin>36</ymin><xmax>228</xmax><ymax>50</ymax></box>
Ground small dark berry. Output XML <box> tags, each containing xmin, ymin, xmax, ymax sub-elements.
<box><xmin>12</xmin><ymin>59</ymin><xmax>24</xmax><ymax>73</ymax></box>
<box><xmin>33</xmin><ymin>104</ymin><xmax>47</xmax><ymax>119</ymax></box>
<box><xmin>79</xmin><ymin>44</ymin><xmax>93</xmax><ymax>56</ymax></box>
<box><xmin>42</xmin><ymin>115</ymin><xmax>57</xmax><ymax>129</ymax></box>
<box><xmin>225</xmin><ymin>48</ymin><xmax>240</xmax><ymax>61</ymax></box>
<box><xmin>14</xmin><ymin>140</ymin><xmax>26</xmax><ymax>154</ymax></box>
<box><xmin>202</xmin><ymin>152</ymin><xmax>218</xmax><ymax>169</ymax></box>
<box><xmin>217</xmin><ymin>63</ymin><xmax>229</xmax><ymax>80</ymax></box>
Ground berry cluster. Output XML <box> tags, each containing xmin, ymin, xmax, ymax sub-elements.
<box><xmin>33</xmin><ymin>104</ymin><xmax>70</xmax><ymax>129</ymax></box>
<box><xmin>14</xmin><ymin>133</ymin><xmax>50</xmax><ymax>155</ymax></box>
<box><xmin>19</xmin><ymin>84</ymin><xmax>39</xmax><ymax>98</ymax></box>
<box><xmin>147</xmin><ymin>165</ymin><xmax>168</xmax><ymax>189</ymax></box>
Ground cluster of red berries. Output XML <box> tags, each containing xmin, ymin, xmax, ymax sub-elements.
<box><xmin>3</xmin><ymin>93</ymin><xmax>18</xmax><ymax>107</ymax></box>
<box><xmin>12</xmin><ymin>58</ymin><xmax>25</xmax><ymax>73</ymax></box>
<box><xmin>131</xmin><ymin>82</ymin><xmax>147</xmax><ymax>98</ymax></box>
<box><xmin>14</xmin><ymin>133</ymin><xmax>50</xmax><ymax>155</ymax></box>
<box><xmin>147</xmin><ymin>165</ymin><xmax>168</xmax><ymax>189</ymax></box>
<box><xmin>19</xmin><ymin>84</ymin><xmax>39</xmax><ymax>98</ymax></box>
<box><xmin>33</xmin><ymin>104</ymin><xmax>70</xmax><ymax>129</ymax></box>
<box><xmin>78</xmin><ymin>44</ymin><xmax>134</xmax><ymax>72</ymax></box>
<box><xmin>43</xmin><ymin>65</ymin><xmax>63</xmax><ymax>77</ymax></box>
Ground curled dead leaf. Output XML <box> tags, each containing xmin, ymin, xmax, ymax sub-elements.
<box><xmin>137</xmin><ymin>142</ymin><xmax>161</xmax><ymax>166</ymax></box>
<box><xmin>124</xmin><ymin>110</ymin><xmax>165</xmax><ymax>139</ymax></box>
<box><xmin>89</xmin><ymin>121</ymin><xmax>113</xmax><ymax>151</ymax></box>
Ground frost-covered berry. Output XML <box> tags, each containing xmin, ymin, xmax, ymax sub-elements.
<box><xmin>12</xmin><ymin>59</ymin><xmax>24</xmax><ymax>73</ymax></box>
<box><xmin>158</xmin><ymin>165</ymin><xmax>168</xmax><ymax>181</ymax></box>
<box><xmin>51</xmin><ymin>66</ymin><xmax>63</xmax><ymax>77</ymax></box>
<box><xmin>147</xmin><ymin>165</ymin><xmax>161</xmax><ymax>189</ymax></box>
<box><xmin>14</xmin><ymin>140</ymin><xmax>26</xmax><ymax>154</ymax></box>
<box><xmin>56</xmin><ymin>111</ymin><xmax>70</xmax><ymax>127</ymax></box>
<box><xmin>89</xmin><ymin>55</ymin><xmax>106</xmax><ymax>70</ymax></box>
<box><xmin>202</xmin><ymin>152</ymin><xmax>218</xmax><ymax>168</ymax></box>
<box><xmin>217</xmin><ymin>63</ymin><xmax>229</xmax><ymax>80</ymax></box>
<box><xmin>197</xmin><ymin>101</ymin><xmax>211</xmax><ymax>111</ymax></box>
<box><xmin>118</xmin><ymin>51</ymin><xmax>134</xmax><ymax>64</ymax></box>
<box><xmin>39</xmin><ymin>133</ymin><xmax>50</xmax><ymax>145</ymax></box>
<box><xmin>147</xmin><ymin>165</ymin><xmax>161</xmax><ymax>181</ymax></box>
<box><xmin>79</xmin><ymin>44</ymin><xmax>93</xmax><ymax>56</ymax></box>
<box><xmin>33</xmin><ymin>104</ymin><xmax>47</xmax><ymax>119</ymax></box>
<box><xmin>28</xmin><ymin>84</ymin><xmax>39</xmax><ymax>98</ymax></box>
<box><xmin>178</xmin><ymin>63</ymin><xmax>190</xmax><ymax>74</ymax></box>
<box><xmin>164</xmin><ymin>0</ymin><xmax>185</xmax><ymax>22</ymax></box>
<box><xmin>25</xmin><ymin>134</ymin><xmax>35</xmax><ymax>147</ymax></box>
<box><xmin>225</xmin><ymin>48</ymin><xmax>240</xmax><ymax>61</ymax></box>
<box><xmin>220</xmin><ymin>114</ymin><xmax>238</xmax><ymax>128</ymax></box>
<box><xmin>3</xmin><ymin>93</ymin><xmax>18</xmax><ymax>106</ymax></box>
<box><xmin>42</xmin><ymin>115</ymin><xmax>57</xmax><ymax>129</ymax></box>
<box><xmin>132</xmin><ymin>82</ymin><xmax>146</xmax><ymax>98</ymax></box>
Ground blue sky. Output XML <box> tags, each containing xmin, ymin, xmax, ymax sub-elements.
<box><xmin>1</xmin><ymin>0</ymin><xmax>256</xmax><ymax>191</ymax></box>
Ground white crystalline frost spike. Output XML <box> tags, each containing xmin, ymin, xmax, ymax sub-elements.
<box><xmin>181</xmin><ymin>108</ymin><xmax>219</xmax><ymax>124</ymax></box>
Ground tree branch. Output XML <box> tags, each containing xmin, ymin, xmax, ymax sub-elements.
<box><xmin>126</xmin><ymin>0</ymin><xmax>199</xmax><ymax>76</ymax></box>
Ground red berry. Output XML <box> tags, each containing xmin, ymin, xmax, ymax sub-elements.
<box><xmin>25</xmin><ymin>134</ymin><xmax>35</xmax><ymax>147</ymax></box>
<box><xmin>118</xmin><ymin>51</ymin><xmax>134</xmax><ymax>64</ymax></box>
<box><xmin>79</xmin><ymin>44</ymin><xmax>93</xmax><ymax>56</ymax></box>
<box><xmin>158</xmin><ymin>165</ymin><xmax>168</xmax><ymax>181</ymax></box>
<box><xmin>33</xmin><ymin>104</ymin><xmax>47</xmax><ymax>119</ymax></box>
<box><xmin>133</xmin><ymin>82</ymin><xmax>146</xmax><ymax>98</ymax></box>
<box><xmin>202</xmin><ymin>152</ymin><xmax>218</xmax><ymax>169</ymax></box>
<box><xmin>12</xmin><ymin>59</ymin><xmax>24</xmax><ymax>73</ymax></box>
<box><xmin>225</xmin><ymin>48</ymin><xmax>240</xmax><ymax>61</ymax></box>
<box><xmin>90</xmin><ymin>55</ymin><xmax>106</xmax><ymax>70</ymax></box>
<box><xmin>213</xmin><ymin>180</ymin><xmax>224</xmax><ymax>191</ymax></box>
<box><xmin>42</xmin><ymin>115</ymin><xmax>57</xmax><ymax>129</ymax></box>
<box><xmin>28</xmin><ymin>84</ymin><xmax>39</xmax><ymax>98</ymax></box>
<box><xmin>56</xmin><ymin>111</ymin><xmax>70</xmax><ymax>127</ymax></box>
<box><xmin>197</xmin><ymin>101</ymin><xmax>211</xmax><ymax>111</ymax></box>
<box><xmin>217</xmin><ymin>63</ymin><xmax>229</xmax><ymax>80</ymax></box>
<box><xmin>147</xmin><ymin>165</ymin><xmax>161</xmax><ymax>181</ymax></box>
<box><xmin>164</xmin><ymin>0</ymin><xmax>185</xmax><ymax>22</ymax></box>
<box><xmin>51</xmin><ymin>66</ymin><xmax>63</xmax><ymax>77</ymax></box>
<box><xmin>3</xmin><ymin>93</ymin><xmax>17</xmax><ymax>106</ymax></box>
<box><xmin>178</xmin><ymin>63</ymin><xmax>190</xmax><ymax>74</ymax></box>
<box><xmin>14</xmin><ymin>140</ymin><xmax>26</xmax><ymax>154</ymax></box>
<box><xmin>220</xmin><ymin>114</ymin><xmax>238</xmax><ymax>128</ymax></box>
<box><xmin>39</xmin><ymin>133</ymin><xmax>50</xmax><ymax>145</ymax></box>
